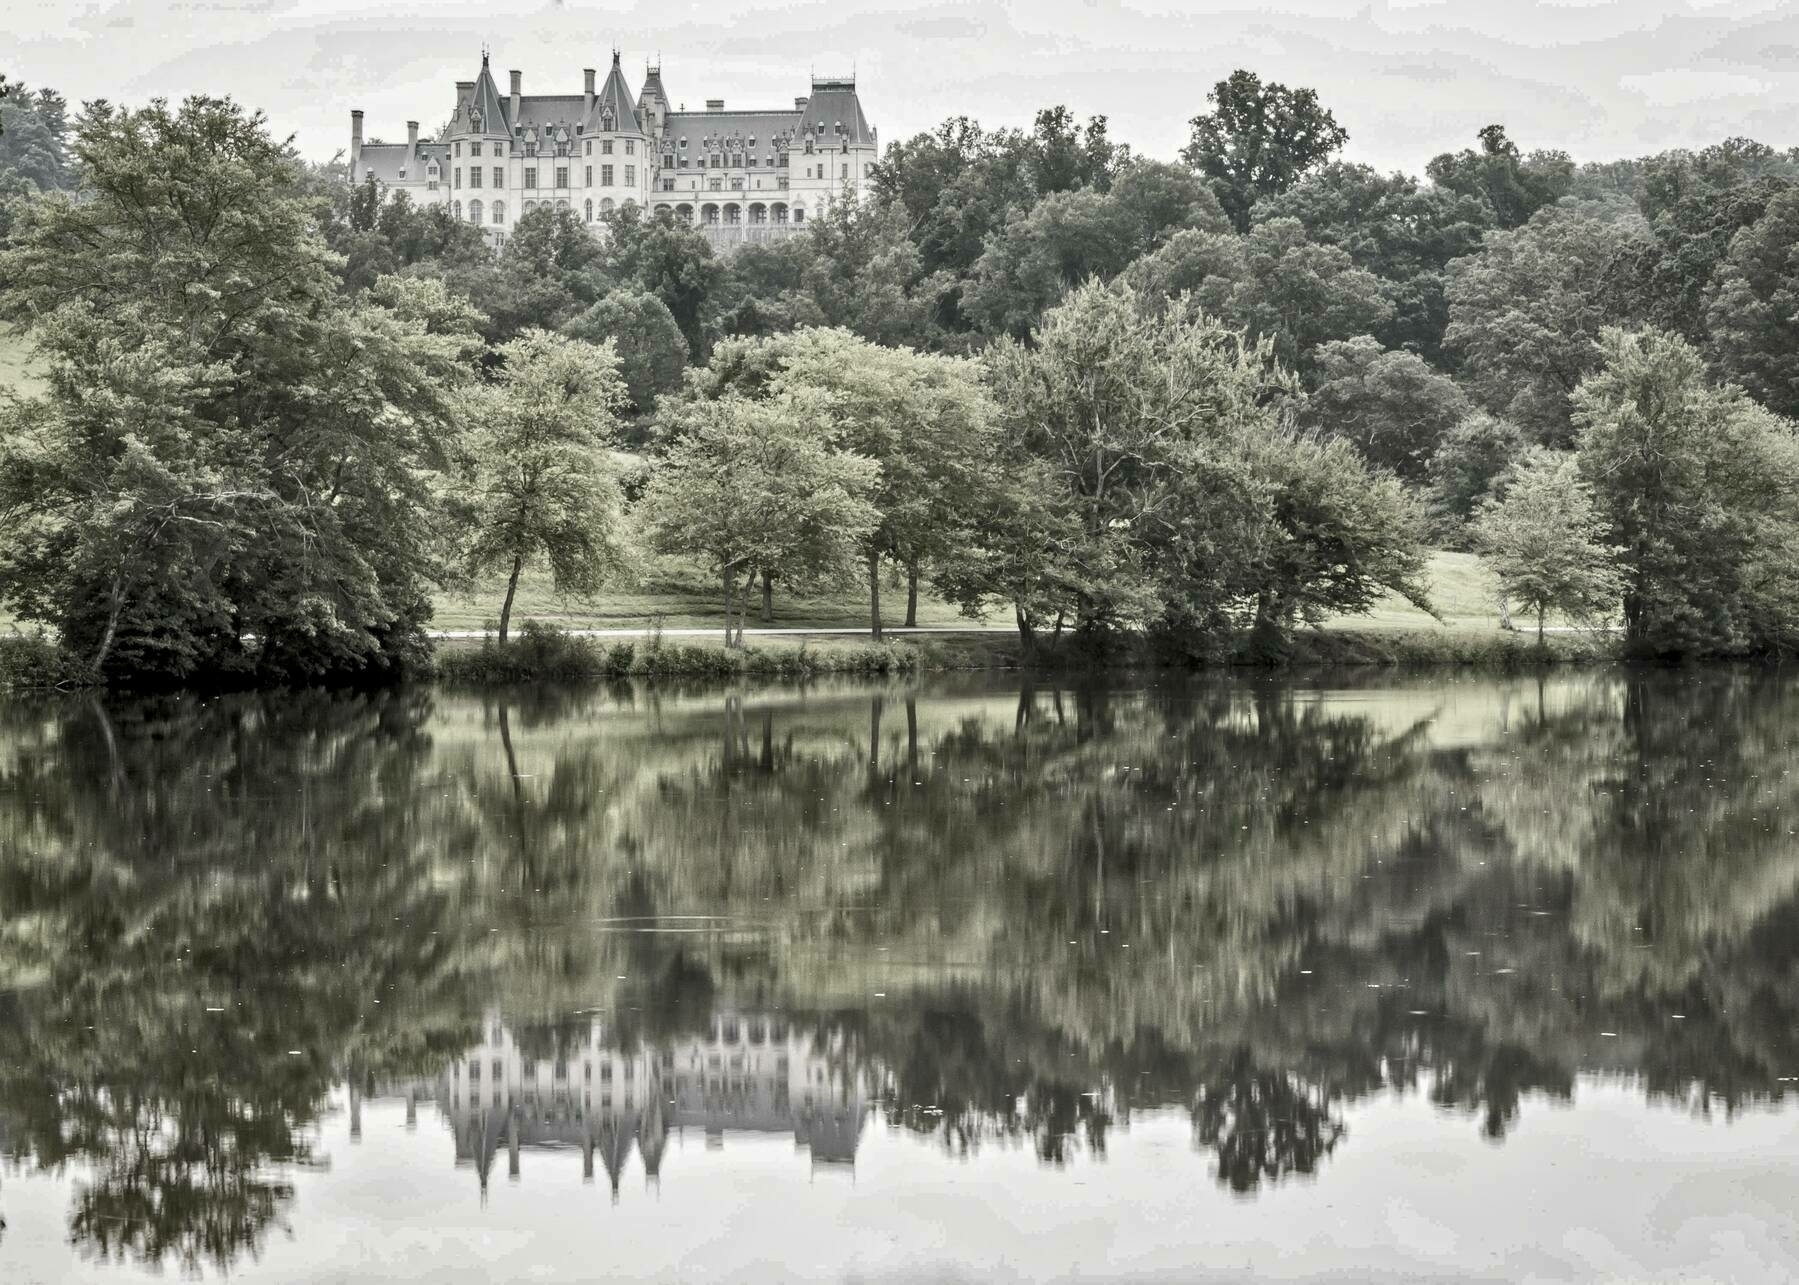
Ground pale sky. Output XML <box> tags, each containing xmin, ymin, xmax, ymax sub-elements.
<box><xmin>9</xmin><ymin>0</ymin><xmax>1799</xmax><ymax>175</ymax></box>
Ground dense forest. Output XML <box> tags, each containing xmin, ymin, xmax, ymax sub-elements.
<box><xmin>7</xmin><ymin>71</ymin><xmax>1799</xmax><ymax>679</ymax></box>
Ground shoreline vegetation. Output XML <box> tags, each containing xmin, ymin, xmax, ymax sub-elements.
<box><xmin>2</xmin><ymin>618</ymin><xmax>1615</xmax><ymax>691</ymax></box>
<box><xmin>10</xmin><ymin>82</ymin><xmax>1799</xmax><ymax>690</ymax></box>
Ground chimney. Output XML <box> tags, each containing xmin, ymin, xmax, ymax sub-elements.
<box><xmin>584</xmin><ymin>67</ymin><xmax>596</xmax><ymax>117</ymax></box>
<box><xmin>794</xmin><ymin>96</ymin><xmax>809</xmax><ymax>111</ymax></box>
<box><xmin>706</xmin><ymin>98</ymin><xmax>724</xmax><ymax>112</ymax></box>
<box><xmin>406</xmin><ymin>119</ymin><xmax>419</xmax><ymax>155</ymax></box>
<box><xmin>350</xmin><ymin>109</ymin><xmax>364</xmax><ymax>181</ymax></box>
<box><xmin>510</xmin><ymin>69</ymin><xmax>521</xmax><ymax>126</ymax></box>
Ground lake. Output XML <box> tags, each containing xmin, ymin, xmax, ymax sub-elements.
<box><xmin>2</xmin><ymin>671</ymin><xmax>1798</xmax><ymax>1282</ymax></box>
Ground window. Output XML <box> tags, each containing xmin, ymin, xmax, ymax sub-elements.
<box><xmin>842</xmin><ymin>164</ymin><xmax>849</xmax><ymax>179</ymax></box>
<box><xmin>793</xmin><ymin>207</ymin><xmax>805</xmax><ymax>223</ymax></box>
<box><xmin>730</xmin><ymin>176</ymin><xmax>742</xmax><ymax>190</ymax></box>
<box><xmin>601</xmin><ymin>197</ymin><xmax>614</xmax><ymax>214</ymax></box>
<box><xmin>492</xmin><ymin>167</ymin><xmax>502</xmax><ymax>188</ymax></box>
<box><xmin>585</xmin><ymin>165</ymin><xmax>593</xmax><ymax>186</ymax></box>
<box><xmin>602</xmin><ymin>139</ymin><xmax>613</xmax><ymax>155</ymax></box>
<box><xmin>585</xmin><ymin>140</ymin><xmax>592</xmax><ymax>155</ymax></box>
<box><xmin>468</xmin><ymin>198</ymin><xmax>482</xmax><ymax>222</ymax></box>
<box><xmin>624</xmin><ymin>165</ymin><xmax>635</xmax><ymax>185</ymax></box>
<box><xmin>454</xmin><ymin>141</ymin><xmax>461</xmax><ymax>157</ymax></box>
<box><xmin>555</xmin><ymin>166</ymin><xmax>569</xmax><ymax>188</ymax></box>
<box><xmin>709</xmin><ymin>177</ymin><xmax>722</xmax><ymax>191</ymax></box>
<box><xmin>601</xmin><ymin>165</ymin><xmax>613</xmax><ymax>185</ymax></box>
<box><xmin>584</xmin><ymin>198</ymin><xmax>592</xmax><ymax>222</ymax></box>
<box><xmin>679</xmin><ymin>138</ymin><xmax>687</xmax><ymax>149</ymax></box>
<box><xmin>471</xmin><ymin>141</ymin><xmax>482</xmax><ymax>157</ymax></box>
<box><xmin>710</xmin><ymin>154</ymin><xmax>721</xmax><ymax>169</ymax></box>
<box><xmin>525</xmin><ymin>143</ymin><xmax>536</xmax><ymax>157</ymax></box>
<box><xmin>453</xmin><ymin>200</ymin><xmax>461</xmax><ymax>218</ymax></box>
<box><xmin>661</xmin><ymin>177</ymin><xmax>675</xmax><ymax>192</ymax></box>
<box><xmin>678</xmin><ymin>157</ymin><xmax>689</xmax><ymax>168</ymax></box>
<box><xmin>662</xmin><ymin>153</ymin><xmax>674</xmax><ymax>168</ymax></box>
<box><xmin>469</xmin><ymin>167</ymin><xmax>481</xmax><ymax>188</ymax></box>
<box><xmin>492</xmin><ymin>201</ymin><xmax>505</xmax><ymax>223</ymax></box>
<box><xmin>454</xmin><ymin>167</ymin><xmax>462</xmax><ymax>188</ymax></box>
<box><xmin>625</xmin><ymin>140</ymin><xmax>635</xmax><ymax>156</ymax></box>
<box><xmin>524</xmin><ymin>166</ymin><xmax>537</xmax><ymax>189</ymax></box>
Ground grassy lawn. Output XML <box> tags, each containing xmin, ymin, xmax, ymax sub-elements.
<box><xmin>434</xmin><ymin>564</ymin><xmax>980</xmax><ymax>633</ymax></box>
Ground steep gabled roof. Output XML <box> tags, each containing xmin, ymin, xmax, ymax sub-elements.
<box><xmin>589</xmin><ymin>51</ymin><xmax>642</xmax><ymax>133</ymax></box>
<box><xmin>465</xmin><ymin>54</ymin><xmax>511</xmax><ymax>135</ymax></box>
<box><xmin>639</xmin><ymin>64</ymin><xmax>670</xmax><ymax>110</ymax></box>
<box><xmin>797</xmin><ymin>80</ymin><xmax>875</xmax><ymax>148</ymax></box>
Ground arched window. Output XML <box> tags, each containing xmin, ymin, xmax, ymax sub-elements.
<box><xmin>723</xmin><ymin>203</ymin><xmax>741</xmax><ymax>226</ymax></box>
<box><xmin>584</xmin><ymin>198</ymin><xmax>593</xmax><ymax>222</ymax></box>
<box><xmin>468</xmin><ymin>198</ymin><xmax>482</xmax><ymax>223</ymax></box>
<box><xmin>555</xmin><ymin>198</ymin><xmax>569</xmax><ymax>210</ymax></box>
<box><xmin>771</xmin><ymin>202</ymin><xmax>788</xmax><ymax>225</ymax></box>
<box><xmin>748</xmin><ymin>203</ymin><xmax>766</xmax><ymax>225</ymax></box>
<box><xmin>523</xmin><ymin>199</ymin><xmax>536</xmax><ymax>213</ymax></box>
<box><xmin>701</xmin><ymin>203</ymin><xmax>719</xmax><ymax>226</ymax></box>
<box><xmin>676</xmin><ymin>203</ymin><xmax>694</xmax><ymax>223</ymax></box>
<box><xmin>621</xmin><ymin>197</ymin><xmax>636</xmax><ymax>211</ymax></box>
<box><xmin>491</xmin><ymin>201</ymin><xmax>505</xmax><ymax>224</ymax></box>
<box><xmin>600</xmin><ymin>197</ymin><xmax>615</xmax><ymax>215</ymax></box>
<box><xmin>453</xmin><ymin>200</ymin><xmax>462</xmax><ymax>220</ymax></box>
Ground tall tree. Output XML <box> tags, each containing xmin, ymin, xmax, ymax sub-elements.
<box><xmin>1180</xmin><ymin>70</ymin><xmax>1350</xmax><ymax>233</ymax></box>
<box><xmin>462</xmin><ymin>329</ymin><xmax>629</xmax><ymax>642</ymax></box>
<box><xmin>1705</xmin><ymin>186</ymin><xmax>1799</xmax><ymax>419</ymax></box>
<box><xmin>565</xmin><ymin>288</ymin><xmax>689</xmax><ymax>419</ymax></box>
<box><xmin>1426</xmin><ymin>125</ymin><xmax>1574</xmax><ymax>229</ymax></box>
<box><xmin>1445</xmin><ymin>203</ymin><xmax>1648</xmax><ymax>444</ymax></box>
<box><xmin>1471</xmin><ymin>447</ymin><xmax>1623</xmax><ymax>642</ymax></box>
<box><xmin>1302</xmin><ymin>336</ymin><xmax>1469</xmax><ymax>480</ymax></box>
<box><xmin>1574</xmin><ymin>328</ymin><xmax>1799</xmax><ymax>656</ymax></box>
<box><xmin>0</xmin><ymin>96</ymin><xmax>482</xmax><ymax>681</ymax></box>
<box><xmin>635</xmin><ymin>392</ymin><xmax>879</xmax><ymax>646</ymax></box>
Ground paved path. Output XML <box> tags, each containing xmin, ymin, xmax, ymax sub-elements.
<box><xmin>430</xmin><ymin>625</ymin><xmax>1014</xmax><ymax>640</ymax></box>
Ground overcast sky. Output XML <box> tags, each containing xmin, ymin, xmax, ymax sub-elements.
<box><xmin>10</xmin><ymin>0</ymin><xmax>1799</xmax><ymax>174</ymax></box>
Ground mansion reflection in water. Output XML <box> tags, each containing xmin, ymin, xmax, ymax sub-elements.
<box><xmin>365</xmin><ymin>1009</ymin><xmax>872</xmax><ymax>1196</ymax></box>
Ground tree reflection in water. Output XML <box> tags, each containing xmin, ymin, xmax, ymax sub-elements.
<box><xmin>2</xmin><ymin>672</ymin><xmax>1799</xmax><ymax>1270</ymax></box>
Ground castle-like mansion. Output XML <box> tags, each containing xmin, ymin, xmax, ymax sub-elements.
<box><xmin>350</xmin><ymin>51</ymin><xmax>877</xmax><ymax>247</ymax></box>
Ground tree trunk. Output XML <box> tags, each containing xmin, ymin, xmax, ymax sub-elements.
<box><xmin>1498</xmin><ymin>592</ymin><xmax>1514</xmax><ymax>632</ymax></box>
<box><xmin>1015</xmin><ymin>603</ymin><xmax>1036</xmax><ymax>659</ymax></box>
<box><xmin>868</xmin><ymin>549</ymin><xmax>883</xmax><ymax>642</ymax></box>
<box><xmin>905</xmin><ymin>561</ymin><xmax>919</xmax><ymax>628</ymax></box>
<box><xmin>1537</xmin><ymin>605</ymin><xmax>1545</xmax><ymax>645</ymax></box>
<box><xmin>760</xmin><ymin>569</ymin><xmax>773</xmax><ymax>624</ymax></box>
<box><xmin>93</xmin><ymin>566</ymin><xmax>126</xmax><ymax>675</ymax></box>
<box><xmin>722</xmin><ymin>568</ymin><xmax>736</xmax><ymax>648</ymax></box>
<box><xmin>498</xmin><ymin>552</ymin><xmax>524</xmax><ymax>644</ymax></box>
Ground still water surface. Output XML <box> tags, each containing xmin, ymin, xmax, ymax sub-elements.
<box><xmin>2</xmin><ymin>672</ymin><xmax>1799</xmax><ymax>1282</ymax></box>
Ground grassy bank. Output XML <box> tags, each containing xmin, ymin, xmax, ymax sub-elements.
<box><xmin>429</xmin><ymin>618</ymin><xmax>1614</xmax><ymax>685</ymax></box>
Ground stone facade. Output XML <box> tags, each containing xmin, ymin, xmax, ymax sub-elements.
<box><xmin>351</xmin><ymin>52</ymin><xmax>878</xmax><ymax>249</ymax></box>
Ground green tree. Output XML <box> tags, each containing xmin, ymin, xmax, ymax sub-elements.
<box><xmin>1253</xmin><ymin>162</ymin><xmax>1493</xmax><ymax>361</ymax></box>
<box><xmin>0</xmin><ymin>97</ymin><xmax>482</xmax><ymax>681</ymax></box>
<box><xmin>1445</xmin><ymin>204</ymin><xmax>1648</xmax><ymax>444</ymax></box>
<box><xmin>1705</xmin><ymin>186</ymin><xmax>1799</xmax><ymax>419</ymax></box>
<box><xmin>1471</xmin><ymin>447</ymin><xmax>1623</xmax><ymax>641</ymax></box>
<box><xmin>1180</xmin><ymin>70</ymin><xmax>1350</xmax><ymax>233</ymax></box>
<box><xmin>1426</xmin><ymin>125</ymin><xmax>1575</xmax><ymax>229</ymax></box>
<box><xmin>565</xmin><ymin>288</ymin><xmax>689</xmax><ymax>419</ymax></box>
<box><xmin>1426</xmin><ymin>411</ymin><xmax>1527</xmax><ymax>543</ymax></box>
<box><xmin>1302</xmin><ymin>336</ymin><xmax>1470</xmax><ymax>479</ymax></box>
<box><xmin>1574</xmin><ymin>328</ymin><xmax>1799</xmax><ymax>655</ymax></box>
<box><xmin>598</xmin><ymin>204</ymin><xmax>722</xmax><ymax>357</ymax></box>
<box><xmin>463</xmin><ymin>329</ymin><xmax>629</xmax><ymax>642</ymax></box>
<box><xmin>635</xmin><ymin>392</ymin><xmax>879</xmax><ymax>645</ymax></box>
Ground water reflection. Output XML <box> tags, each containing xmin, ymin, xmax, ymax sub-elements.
<box><xmin>1</xmin><ymin>673</ymin><xmax>1798</xmax><ymax>1276</ymax></box>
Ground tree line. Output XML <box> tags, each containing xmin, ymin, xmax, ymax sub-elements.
<box><xmin>7</xmin><ymin>74</ymin><xmax>1799</xmax><ymax>678</ymax></box>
